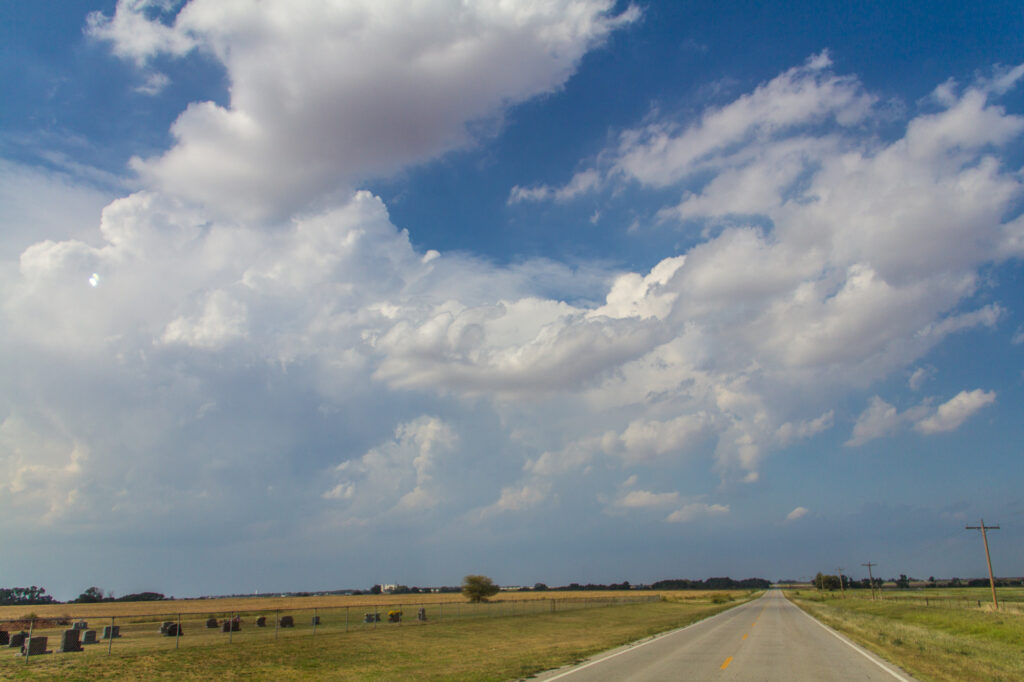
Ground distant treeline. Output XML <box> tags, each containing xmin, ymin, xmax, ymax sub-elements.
<box><xmin>542</xmin><ymin>581</ymin><xmax>634</xmax><ymax>591</ymax></box>
<box><xmin>0</xmin><ymin>586</ymin><xmax>170</xmax><ymax>605</ymax></box>
<box><xmin>648</xmin><ymin>577</ymin><xmax>771</xmax><ymax>590</ymax></box>
<box><xmin>0</xmin><ymin>586</ymin><xmax>57</xmax><ymax>606</ymax></box>
<box><xmin>531</xmin><ymin>577</ymin><xmax>769</xmax><ymax>591</ymax></box>
<box><xmin>243</xmin><ymin>578</ymin><xmax>773</xmax><ymax>597</ymax></box>
<box><xmin>810</xmin><ymin>572</ymin><xmax>1024</xmax><ymax>591</ymax></box>
<box><xmin>73</xmin><ymin>587</ymin><xmax>167</xmax><ymax>603</ymax></box>
<box><xmin>294</xmin><ymin>578</ymin><xmax>771</xmax><ymax>596</ymax></box>
<box><xmin>3</xmin><ymin>576</ymin><xmax>773</xmax><ymax>605</ymax></box>
<box><xmin>947</xmin><ymin>577</ymin><xmax>1023</xmax><ymax>588</ymax></box>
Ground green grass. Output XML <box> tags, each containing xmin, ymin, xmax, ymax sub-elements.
<box><xmin>787</xmin><ymin>590</ymin><xmax>1024</xmax><ymax>681</ymax></box>
<box><xmin>0</xmin><ymin>595</ymin><xmax>754</xmax><ymax>680</ymax></box>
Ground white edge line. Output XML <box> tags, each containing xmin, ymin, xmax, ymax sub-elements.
<box><xmin>793</xmin><ymin>600</ymin><xmax>915</xmax><ymax>682</ymax></box>
<box><xmin>538</xmin><ymin>594</ymin><xmax>764</xmax><ymax>681</ymax></box>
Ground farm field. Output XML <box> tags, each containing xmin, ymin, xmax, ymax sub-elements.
<box><xmin>786</xmin><ymin>588</ymin><xmax>1024</xmax><ymax>681</ymax></box>
<box><xmin>0</xmin><ymin>591</ymin><xmax>756</xmax><ymax>680</ymax></box>
<box><xmin>0</xmin><ymin>589</ymin><xmax>704</xmax><ymax>621</ymax></box>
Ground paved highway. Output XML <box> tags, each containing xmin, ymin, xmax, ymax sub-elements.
<box><xmin>532</xmin><ymin>589</ymin><xmax>917</xmax><ymax>681</ymax></box>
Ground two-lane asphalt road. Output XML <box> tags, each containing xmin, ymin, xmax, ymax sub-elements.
<box><xmin>533</xmin><ymin>590</ymin><xmax>917</xmax><ymax>681</ymax></box>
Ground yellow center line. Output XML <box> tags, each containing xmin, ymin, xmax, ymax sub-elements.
<box><xmin>720</xmin><ymin>656</ymin><xmax>733</xmax><ymax>670</ymax></box>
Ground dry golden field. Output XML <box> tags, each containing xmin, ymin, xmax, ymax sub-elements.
<box><xmin>0</xmin><ymin>589</ymin><xmax>726</xmax><ymax>621</ymax></box>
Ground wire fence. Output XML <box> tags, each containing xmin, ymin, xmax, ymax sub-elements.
<box><xmin>800</xmin><ymin>590</ymin><xmax>1024</xmax><ymax>613</ymax></box>
<box><xmin>0</xmin><ymin>594</ymin><xmax>660</xmax><ymax>665</ymax></box>
<box><xmin>874</xmin><ymin>593</ymin><xmax>1024</xmax><ymax>613</ymax></box>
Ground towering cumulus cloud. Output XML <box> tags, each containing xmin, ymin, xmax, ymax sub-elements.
<box><xmin>88</xmin><ymin>0</ymin><xmax>639</xmax><ymax>221</ymax></box>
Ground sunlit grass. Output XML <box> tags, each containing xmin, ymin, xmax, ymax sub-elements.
<box><xmin>0</xmin><ymin>592</ymin><xmax>756</xmax><ymax>680</ymax></box>
<box><xmin>787</xmin><ymin>589</ymin><xmax>1024</xmax><ymax>681</ymax></box>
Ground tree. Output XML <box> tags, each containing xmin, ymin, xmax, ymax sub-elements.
<box><xmin>533</xmin><ymin>582</ymin><xmax>549</xmax><ymax>591</ymax></box>
<box><xmin>896</xmin><ymin>574</ymin><xmax>910</xmax><ymax>589</ymax></box>
<box><xmin>814</xmin><ymin>573</ymin><xmax>841</xmax><ymax>591</ymax></box>
<box><xmin>75</xmin><ymin>586</ymin><xmax>105</xmax><ymax>603</ymax></box>
<box><xmin>0</xmin><ymin>586</ymin><xmax>56</xmax><ymax>606</ymax></box>
<box><xmin>462</xmin><ymin>575</ymin><xmax>500</xmax><ymax>603</ymax></box>
<box><xmin>118</xmin><ymin>591</ymin><xmax>164</xmax><ymax>602</ymax></box>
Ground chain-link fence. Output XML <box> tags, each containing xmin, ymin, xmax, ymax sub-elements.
<box><xmin>1</xmin><ymin>594</ymin><xmax>659</xmax><ymax>665</ymax></box>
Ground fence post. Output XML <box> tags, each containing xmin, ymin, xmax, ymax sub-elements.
<box><xmin>25</xmin><ymin>618</ymin><xmax>34</xmax><ymax>663</ymax></box>
<box><xmin>275</xmin><ymin>609</ymin><xmax>279</xmax><ymax>640</ymax></box>
<box><xmin>176</xmin><ymin>613</ymin><xmax>181</xmax><ymax>649</ymax></box>
<box><xmin>229</xmin><ymin>613</ymin><xmax>234</xmax><ymax>644</ymax></box>
<box><xmin>374</xmin><ymin>605</ymin><xmax>377</xmax><ymax>629</ymax></box>
<box><xmin>345</xmin><ymin>606</ymin><xmax>348</xmax><ymax>632</ymax></box>
<box><xmin>313</xmin><ymin>608</ymin><xmax>317</xmax><ymax>636</ymax></box>
<box><xmin>107</xmin><ymin>616</ymin><xmax>115</xmax><ymax>655</ymax></box>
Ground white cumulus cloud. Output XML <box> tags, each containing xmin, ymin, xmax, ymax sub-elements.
<box><xmin>3</xmin><ymin>49</ymin><xmax>1023</xmax><ymax>548</ymax></box>
<box><xmin>785</xmin><ymin>506</ymin><xmax>809</xmax><ymax>521</ymax></box>
<box><xmin>915</xmin><ymin>389</ymin><xmax>996</xmax><ymax>434</ymax></box>
<box><xmin>666</xmin><ymin>502</ymin><xmax>729</xmax><ymax>523</ymax></box>
<box><xmin>846</xmin><ymin>396</ymin><xmax>903</xmax><ymax>447</ymax></box>
<box><xmin>89</xmin><ymin>0</ymin><xmax>639</xmax><ymax>222</ymax></box>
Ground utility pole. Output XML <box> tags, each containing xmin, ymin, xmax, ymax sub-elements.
<box><xmin>836</xmin><ymin>567</ymin><xmax>846</xmax><ymax>597</ymax></box>
<box><xmin>966</xmin><ymin>519</ymin><xmax>1000</xmax><ymax>610</ymax></box>
<box><xmin>862</xmin><ymin>562</ymin><xmax>877</xmax><ymax>600</ymax></box>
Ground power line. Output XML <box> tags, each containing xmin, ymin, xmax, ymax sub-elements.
<box><xmin>966</xmin><ymin>519</ymin><xmax>1001</xmax><ymax>610</ymax></box>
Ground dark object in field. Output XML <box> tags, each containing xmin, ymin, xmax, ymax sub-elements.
<box><xmin>59</xmin><ymin>629</ymin><xmax>83</xmax><ymax>652</ymax></box>
<box><xmin>221</xmin><ymin>618</ymin><xmax>240</xmax><ymax>632</ymax></box>
<box><xmin>72</xmin><ymin>621</ymin><xmax>88</xmax><ymax>630</ymax></box>
<box><xmin>102</xmin><ymin>625</ymin><xmax>120</xmax><ymax>639</ymax></box>
<box><xmin>0</xmin><ymin>630</ymin><xmax>8</xmax><ymax>645</ymax></box>
<box><xmin>311</xmin><ymin>615</ymin><xmax>320</xmax><ymax>625</ymax></box>
<box><xmin>256</xmin><ymin>615</ymin><xmax>266</xmax><ymax>627</ymax></box>
<box><xmin>206</xmin><ymin>617</ymin><xmax>218</xmax><ymax>628</ymax></box>
<box><xmin>159</xmin><ymin>621</ymin><xmax>182</xmax><ymax>636</ymax></box>
<box><xmin>364</xmin><ymin>612</ymin><xmax>381</xmax><ymax>623</ymax></box>
<box><xmin>418</xmin><ymin>607</ymin><xmax>427</xmax><ymax>621</ymax></box>
<box><xmin>278</xmin><ymin>615</ymin><xmax>294</xmax><ymax>627</ymax></box>
<box><xmin>81</xmin><ymin>630</ymin><xmax>98</xmax><ymax>645</ymax></box>
<box><xmin>9</xmin><ymin>632</ymin><xmax>27</xmax><ymax>648</ymax></box>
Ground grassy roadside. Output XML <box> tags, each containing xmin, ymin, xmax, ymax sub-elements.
<box><xmin>0</xmin><ymin>593</ymin><xmax>756</xmax><ymax>680</ymax></box>
<box><xmin>786</xmin><ymin>590</ymin><xmax>1024</xmax><ymax>681</ymax></box>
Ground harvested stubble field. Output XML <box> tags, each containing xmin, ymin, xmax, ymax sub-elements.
<box><xmin>0</xmin><ymin>590</ymin><xmax>756</xmax><ymax>680</ymax></box>
<box><xmin>787</xmin><ymin>587</ymin><xmax>1024</xmax><ymax>681</ymax></box>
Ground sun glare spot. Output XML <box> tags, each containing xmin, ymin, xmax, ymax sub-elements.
<box><xmin>89</xmin><ymin>273</ymin><xmax>100</xmax><ymax>287</ymax></box>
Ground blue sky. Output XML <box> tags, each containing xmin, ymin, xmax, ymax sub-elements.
<box><xmin>1</xmin><ymin>1</ymin><xmax>1023</xmax><ymax>601</ymax></box>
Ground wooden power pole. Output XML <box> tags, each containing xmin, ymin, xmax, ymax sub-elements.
<box><xmin>862</xmin><ymin>562</ymin><xmax>877</xmax><ymax>600</ymax></box>
<box><xmin>966</xmin><ymin>519</ymin><xmax>1000</xmax><ymax>610</ymax></box>
<box><xmin>836</xmin><ymin>567</ymin><xmax>846</xmax><ymax>597</ymax></box>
